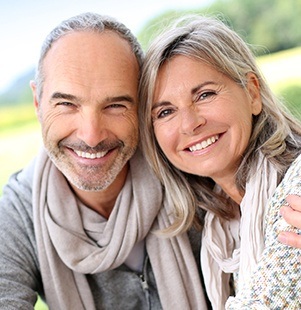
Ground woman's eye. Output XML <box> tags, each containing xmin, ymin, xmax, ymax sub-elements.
<box><xmin>197</xmin><ymin>91</ymin><xmax>217</xmax><ymax>101</ymax></box>
<box><xmin>157</xmin><ymin>108</ymin><xmax>174</xmax><ymax>119</ymax></box>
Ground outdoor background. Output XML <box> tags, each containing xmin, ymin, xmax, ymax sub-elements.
<box><xmin>1</xmin><ymin>0</ymin><xmax>301</xmax><ymax>309</ymax></box>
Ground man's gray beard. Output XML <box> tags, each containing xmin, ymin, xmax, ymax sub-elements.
<box><xmin>47</xmin><ymin>145</ymin><xmax>137</xmax><ymax>192</ymax></box>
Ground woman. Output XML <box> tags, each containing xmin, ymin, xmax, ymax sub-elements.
<box><xmin>139</xmin><ymin>15</ymin><xmax>301</xmax><ymax>309</ymax></box>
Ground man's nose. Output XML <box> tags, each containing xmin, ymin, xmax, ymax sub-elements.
<box><xmin>77</xmin><ymin>111</ymin><xmax>108</xmax><ymax>147</ymax></box>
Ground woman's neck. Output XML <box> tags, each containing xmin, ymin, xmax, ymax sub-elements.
<box><xmin>214</xmin><ymin>176</ymin><xmax>244</xmax><ymax>205</ymax></box>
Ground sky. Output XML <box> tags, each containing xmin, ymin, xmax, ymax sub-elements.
<box><xmin>0</xmin><ymin>0</ymin><xmax>213</xmax><ymax>94</ymax></box>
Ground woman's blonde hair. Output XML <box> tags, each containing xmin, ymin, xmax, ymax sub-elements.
<box><xmin>139</xmin><ymin>15</ymin><xmax>301</xmax><ymax>235</ymax></box>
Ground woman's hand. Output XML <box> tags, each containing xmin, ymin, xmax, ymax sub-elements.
<box><xmin>278</xmin><ymin>195</ymin><xmax>301</xmax><ymax>248</ymax></box>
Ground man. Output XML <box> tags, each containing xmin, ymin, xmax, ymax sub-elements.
<box><xmin>279</xmin><ymin>195</ymin><xmax>301</xmax><ymax>249</ymax></box>
<box><xmin>0</xmin><ymin>12</ymin><xmax>208</xmax><ymax>309</ymax></box>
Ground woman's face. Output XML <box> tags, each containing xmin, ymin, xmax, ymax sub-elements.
<box><xmin>151</xmin><ymin>55</ymin><xmax>262</xmax><ymax>186</ymax></box>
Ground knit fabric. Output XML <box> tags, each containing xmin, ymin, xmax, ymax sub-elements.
<box><xmin>226</xmin><ymin>154</ymin><xmax>301</xmax><ymax>309</ymax></box>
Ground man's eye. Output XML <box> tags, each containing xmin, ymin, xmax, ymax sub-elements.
<box><xmin>104</xmin><ymin>103</ymin><xmax>129</xmax><ymax>115</ymax></box>
<box><xmin>56</xmin><ymin>101</ymin><xmax>75</xmax><ymax>107</ymax></box>
<box><xmin>106</xmin><ymin>104</ymin><xmax>126</xmax><ymax>109</ymax></box>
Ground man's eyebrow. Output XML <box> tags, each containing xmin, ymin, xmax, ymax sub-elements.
<box><xmin>50</xmin><ymin>92</ymin><xmax>78</xmax><ymax>101</ymax></box>
<box><xmin>105</xmin><ymin>95</ymin><xmax>135</xmax><ymax>104</ymax></box>
<box><xmin>50</xmin><ymin>92</ymin><xmax>135</xmax><ymax>104</ymax></box>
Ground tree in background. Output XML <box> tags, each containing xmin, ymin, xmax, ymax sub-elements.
<box><xmin>211</xmin><ymin>0</ymin><xmax>301</xmax><ymax>55</ymax></box>
<box><xmin>137</xmin><ymin>0</ymin><xmax>301</xmax><ymax>118</ymax></box>
<box><xmin>138</xmin><ymin>0</ymin><xmax>301</xmax><ymax>55</ymax></box>
<box><xmin>1</xmin><ymin>0</ymin><xmax>301</xmax><ymax>108</ymax></box>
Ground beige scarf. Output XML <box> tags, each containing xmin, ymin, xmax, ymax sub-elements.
<box><xmin>201</xmin><ymin>155</ymin><xmax>277</xmax><ymax>310</ymax></box>
<box><xmin>33</xmin><ymin>147</ymin><xmax>207</xmax><ymax>309</ymax></box>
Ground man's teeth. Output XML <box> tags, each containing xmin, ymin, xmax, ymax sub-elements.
<box><xmin>74</xmin><ymin>150</ymin><xmax>108</xmax><ymax>159</ymax></box>
<box><xmin>189</xmin><ymin>135</ymin><xmax>219</xmax><ymax>152</ymax></box>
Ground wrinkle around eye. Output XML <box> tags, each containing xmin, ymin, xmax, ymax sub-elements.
<box><xmin>195</xmin><ymin>91</ymin><xmax>217</xmax><ymax>103</ymax></box>
<box><xmin>56</xmin><ymin>101</ymin><xmax>76</xmax><ymax>107</ymax></box>
<box><xmin>158</xmin><ymin>108</ymin><xmax>174</xmax><ymax>119</ymax></box>
<box><xmin>105</xmin><ymin>103</ymin><xmax>127</xmax><ymax>109</ymax></box>
<box><xmin>152</xmin><ymin>108</ymin><xmax>176</xmax><ymax>122</ymax></box>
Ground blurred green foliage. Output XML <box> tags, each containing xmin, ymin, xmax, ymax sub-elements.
<box><xmin>0</xmin><ymin>69</ymin><xmax>34</xmax><ymax>107</ymax></box>
<box><xmin>208</xmin><ymin>0</ymin><xmax>301</xmax><ymax>54</ymax></box>
<box><xmin>0</xmin><ymin>103</ymin><xmax>36</xmax><ymax>133</ymax></box>
<box><xmin>277</xmin><ymin>82</ymin><xmax>301</xmax><ymax>119</ymax></box>
<box><xmin>138</xmin><ymin>0</ymin><xmax>301</xmax><ymax>54</ymax></box>
<box><xmin>35</xmin><ymin>296</ymin><xmax>48</xmax><ymax>310</ymax></box>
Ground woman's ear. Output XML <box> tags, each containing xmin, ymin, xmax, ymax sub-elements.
<box><xmin>246</xmin><ymin>73</ymin><xmax>262</xmax><ymax>116</ymax></box>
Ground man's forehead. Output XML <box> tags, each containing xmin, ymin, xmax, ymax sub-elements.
<box><xmin>40</xmin><ymin>30</ymin><xmax>139</xmax><ymax>102</ymax></box>
<box><xmin>43</xmin><ymin>30</ymin><xmax>138</xmax><ymax>71</ymax></box>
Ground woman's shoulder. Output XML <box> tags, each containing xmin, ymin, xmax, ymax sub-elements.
<box><xmin>280</xmin><ymin>153</ymin><xmax>301</xmax><ymax>193</ymax></box>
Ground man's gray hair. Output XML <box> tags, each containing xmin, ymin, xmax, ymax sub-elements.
<box><xmin>34</xmin><ymin>12</ymin><xmax>144</xmax><ymax>100</ymax></box>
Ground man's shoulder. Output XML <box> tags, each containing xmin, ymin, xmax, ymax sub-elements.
<box><xmin>0</xmin><ymin>157</ymin><xmax>37</xmax><ymax>220</ymax></box>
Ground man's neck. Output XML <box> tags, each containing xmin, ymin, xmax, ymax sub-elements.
<box><xmin>71</xmin><ymin>164</ymin><xmax>129</xmax><ymax>219</ymax></box>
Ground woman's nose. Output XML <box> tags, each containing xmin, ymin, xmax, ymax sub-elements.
<box><xmin>179</xmin><ymin>106</ymin><xmax>206</xmax><ymax>135</ymax></box>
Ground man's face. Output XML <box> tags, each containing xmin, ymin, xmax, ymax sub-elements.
<box><xmin>33</xmin><ymin>31</ymin><xmax>139</xmax><ymax>192</ymax></box>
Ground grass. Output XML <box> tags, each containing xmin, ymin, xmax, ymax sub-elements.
<box><xmin>0</xmin><ymin>112</ymin><xmax>46</xmax><ymax>309</ymax></box>
<box><xmin>35</xmin><ymin>296</ymin><xmax>48</xmax><ymax>310</ymax></box>
<box><xmin>0</xmin><ymin>121</ymin><xmax>41</xmax><ymax>195</ymax></box>
<box><xmin>0</xmin><ymin>103</ymin><xmax>37</xmax><ymax>133</ymax></box>
<box><xmin>257</xmin><ymin>47</ymin><xmax>301</xmax><ymax>88</ymax></box>
<box><xmin>0</xmin><ymin>47</ymin><xmax>301</xmax><ymax>309</ymax></box>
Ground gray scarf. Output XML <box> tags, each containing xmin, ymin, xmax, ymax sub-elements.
<box><xmin>33</xmin><ymin>147</ymin><xmax>207</xmax><ymax>309</ymax></box>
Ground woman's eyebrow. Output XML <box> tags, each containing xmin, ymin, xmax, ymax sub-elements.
<box><xmin>152</xmin><ymin>81</ymin><xmax>218</xmax><ymax>110</ymax></box>
<box><xmin>151</xmin><ymin>101</ymin><xmax>171</xmax><ymax>111</ymax></box>
<box><xmin>191</xmin><ymin>81</ymin><xmax>217</xmax><ymax>95</ymax></box>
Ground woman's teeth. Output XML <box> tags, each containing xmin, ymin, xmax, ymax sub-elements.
<box><xmin>189</xmin><ymin>135</ymin><xmax>219</xmax><ymax>152</ymax></box>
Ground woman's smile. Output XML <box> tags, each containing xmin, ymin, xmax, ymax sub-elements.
<box><xmin>153</xmin><ymin>55</ymin><xmax>261</xmax><ymax>187</ymax></box>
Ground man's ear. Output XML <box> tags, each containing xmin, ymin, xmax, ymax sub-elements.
<box><xmin>30</xmin><ymin>80</ymin><xmax>41</xmax><ymax>120</ymax></box>
<box><xmin>246</xmin><ymin>73</ymin><xmax>262</xmax><ymax>116</ymax></box>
